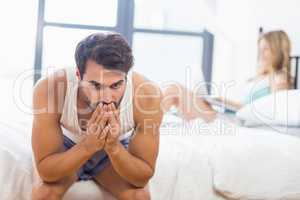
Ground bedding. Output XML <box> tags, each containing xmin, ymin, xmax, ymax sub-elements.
<box><xmin>0</xmin><ymin>117</ymin><xmax>225</xmax><ymax>200</ymax></box>
<box><xmin>210</xmin><ymin>126</ymin><xmax>300</xmax><ymax>200</ymax></box>
<box><xmin>236</xmin><ymin>89</ymin><xmax>300</xmax><ymax>127</ymax></box>
<box><xmin>1</xmin><ymin>114</ymin><xmax>300</xmax><ymax>200</ymax></box>
<box><xmin>161</xmin><ymin>115</ymin><xmax>300</xmax><ymax>200</ymax></box>
<box><xmin>0</xmin><ymin>120</ymin><xmax>32</xmax><ymax>200</ymax></box>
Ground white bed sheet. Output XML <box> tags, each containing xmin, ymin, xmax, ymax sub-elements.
<box><xmin>0</xmin><ymin>117</ymin><xmax>226</xmax><ymax>200</ymax></box>
<box><xmin>165</xmin><ymin>114</ymin><xmax>300</xmax><ymax>200</ymax></box>
<box><xmin>2</xmin><ymin>113</ymin><xmax>299</xmax><ymax>200</ymax></box>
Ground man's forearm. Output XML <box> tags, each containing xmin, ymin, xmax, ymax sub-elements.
<box><xmin>106</xmin><ymin>142</ymin><xmax>154</xmax><ymax>187</ymax></box>
<box><xmin>37</xmin><ymin>142</ymin><xmax>92</xmax><ymax>182</ymax></box>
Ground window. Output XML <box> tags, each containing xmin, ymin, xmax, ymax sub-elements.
<box><xmin>132</xmin><ymin>0</ymin><xmax>213</xmax><ymax>92</ymax></box>
<box><xmin>134</xmin><ymin>0</ymin><xmax>204</xmax><ymax>32</ymax></box>
<box><xmin>35</xmin><ymin>0</ymin><xmax>214</xmax><ymax>93</ymax></box>
<box><xmin>45</xmin><ymin>0</ymin><xmax>118</xmax><ymax>27</ymax></box>
<box><xmin>42</xmin><ymin>27</ymin><xmax>106</xmax><ymax>75</ymax></box>
<box><xmin>133</xmin><ymin>33</ymin><xmax>203</xmax><ymax>86</ymax></box>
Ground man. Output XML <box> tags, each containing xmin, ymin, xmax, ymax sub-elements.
<box><xmin>31</xmin><ymin>33</ymin><xmax>163</xmax><ymax>200</ymax></box>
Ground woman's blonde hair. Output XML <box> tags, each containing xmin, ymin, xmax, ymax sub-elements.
<box><xmin>258</xmin><ymin>30</ymin><xmax>292</xmax><ymax>84</ymax></box>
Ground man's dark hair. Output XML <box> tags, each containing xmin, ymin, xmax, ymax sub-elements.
<box><xmin>75</xmin><ymin>32</ymin><xmax>134</xmax><ymax>77</ymax></box>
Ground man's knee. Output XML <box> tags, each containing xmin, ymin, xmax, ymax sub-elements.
<box><xmin>133</xmin><ymin>189</ymin><xmax>151</xmax><ymax>200</ymax></box>
<box><xmin>32</xmin><ymin>174</ymin><xmax>77</xmax><ymax>200</ymax></box>
<box><xmin>119</xmin><ymin>188</ymin><xmax>151</xmax><ymax>200</ymax></box>
<box><xmin>32</xmin><ymin>184</ymin><xmax>62</xmax><ymax>200</ymax></box>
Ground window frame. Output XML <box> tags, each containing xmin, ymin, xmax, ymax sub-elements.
<box><xmin>34</xmin><ymin>0</ymin><xmax>214</xmax><ymax>93</ymax></box>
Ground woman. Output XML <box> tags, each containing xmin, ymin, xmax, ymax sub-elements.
<box><xmin>162</xmin><ymin>30</ymin><xmax>293</xmax><ymax>121</ymax></box>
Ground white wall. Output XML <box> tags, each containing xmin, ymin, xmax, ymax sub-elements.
<box><xmin>210</xmin><ymin>0</ymin><xmax>300</xmax><ymax>98</ymax></box>
<box><xmin>252</xmin><ymin>0</ymin><xmax>300</xmax><ymax>87</ymax></box>
<box><xmin>253</xmin><ymin>0</ymin><xmax>300</xmax><ymax>55</ymax></box>
<box><xmin>210</xmin><ymin>0</ymin><xmax>258</xmax><ymax>98</ymax></box>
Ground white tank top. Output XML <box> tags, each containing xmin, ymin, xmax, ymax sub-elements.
<box><xmin>60</xmin><ymin>67</ymin><xmax>135</xmax><ymax>143</ymax></box>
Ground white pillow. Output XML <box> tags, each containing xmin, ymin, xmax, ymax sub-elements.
<box><xmin>210</xmin><ymin>131</ymin><xmax>300</xmax><ymax>200</ymax></box>
<box><xmin>236</xmin><ymin>89</ymin><xmax>300</xmax><ymax>127</ymax></box>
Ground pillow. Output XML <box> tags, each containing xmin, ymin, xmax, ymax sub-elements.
<box><xmin>210</xmin><ymin>131</ymin><xmax>300</xmax><ymax>200</ymax></box>
<box><xmin>236</xmin><ymin>89</ymin><xmax>300</xmax><ymax>127</ymax></box>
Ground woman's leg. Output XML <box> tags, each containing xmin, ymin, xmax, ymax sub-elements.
<box><xmin>162</xmin><ymin>83</ymin><xmax>217</xmax><ymax>121</ymax></box>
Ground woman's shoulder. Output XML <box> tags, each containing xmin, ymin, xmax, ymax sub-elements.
<box><xmin>254</xmin><ymin>71</ymin><xmax>290</xmax><ymax>83</ymax></box>
<box><xmin>247</xmin><ymin>74</ymin><xmax>269</xmax><ymax>85</ymax></box>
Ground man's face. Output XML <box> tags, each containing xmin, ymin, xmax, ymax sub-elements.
<box><xmin>79</xmin><ymin>59</ymin><xmax>127</xmax><ymax>112</ymax></box>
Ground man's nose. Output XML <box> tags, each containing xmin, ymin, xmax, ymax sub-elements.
<box><xmin>101</xmin><ymin>88</ymin><xmax>113</xmax><ymax>104</ymax></box>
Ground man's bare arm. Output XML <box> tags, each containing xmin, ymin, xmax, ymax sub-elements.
<box><xmin>32</xmin><ymin>74</ymin><xmax>105</xmax><ymax>182</ymax></box>
<box><xmin>105</xmin><ymin>75</ymin><xmax>163</xmax><ymax>188</ymax></box>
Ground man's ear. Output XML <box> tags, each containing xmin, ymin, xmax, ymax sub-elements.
<box><xmin>76</xmin><ymin>68</ymin><xmax>81</xmax><ymax>79</ymax></box>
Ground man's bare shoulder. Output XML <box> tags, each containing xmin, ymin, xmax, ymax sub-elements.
<box><xmin>132</xmin><ymin>72</ymin><xmax>163</xmax><ymax>124</ymax></box>
<box><xmin>33</xmin><ymin>69</ymin><xmax>67</xmax><ymax>116</ymax></box>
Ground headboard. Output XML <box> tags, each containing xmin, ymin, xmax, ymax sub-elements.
<box><xmin>291</xmin><ymin>56</ymin><xmax>300</xmax><ymax>89</ymax></box>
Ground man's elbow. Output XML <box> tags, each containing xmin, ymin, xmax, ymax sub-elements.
<box><xmin>38</xmin><ymin>171</ymin><xmax>59</xmax><ymax>183</ymax></box>
<box><xmin>41</xmin><ymin>175</ymin><xmax>62</xmax><ymax>183</ymax></box>
<box><xmin>133</xmin><ymin>168</ymin><xmax>155</xmax><ymax>188</ymax></box>
<box><xmin>37</xmin><ymin>165</ymin><xmax>62</xmax><ymax>183</ymax></box>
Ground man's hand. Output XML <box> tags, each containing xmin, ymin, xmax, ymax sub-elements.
<box><xmin>104</xmin><ymin>103</ymin><xmax>121</xmax><ymax>154</ymax></box>
<box><xmin>80</xmin><ymin>103</ymin><xmax>110</xmax><ymax>156</ymax></box>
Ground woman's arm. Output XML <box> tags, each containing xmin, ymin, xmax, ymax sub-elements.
<box><xmin>214</xmin><ymin>97</ymin><xmax>243</xmax><ymax>110</ymax></box>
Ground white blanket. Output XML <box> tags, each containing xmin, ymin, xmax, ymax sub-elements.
<box><xmin>0</xmin><ymin>117</ymin><xmax>224</xmax><ymax>200</ymax></box>
<box><xmin>1</xmin><ymin>115</ymin><xmax>300</xmax><ymax>200</ymax></box>
<box><xmin>173</xmin><ymin>116</ymin><xmax>300</xmax><ymax>200</ymax></box>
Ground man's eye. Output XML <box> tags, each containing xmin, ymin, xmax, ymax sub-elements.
<box><xmin>92</xmin><ymin>84</ymin><xmax>101</xmax><ymax>90</ymax></box>
<box><xmin>111</xmin><ymin>82</ymin><xmax>122</xmax><ymax>89</ymax></box>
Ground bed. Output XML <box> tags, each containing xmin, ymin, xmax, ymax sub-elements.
<box><xmin>1</xmin><ymin>111</ymin><xmax>300</xmax><ymax>200</ymax></box>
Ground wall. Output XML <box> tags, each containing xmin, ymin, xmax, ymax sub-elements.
<box><xmin>210</xmin><ymin>0</ymin><xmax>300</xmax><ymax>98</ymax></box>
<box><xmin>210</xmin><ymin>0</ymin><xmax>258</xmax><ymax>99</ymax></box>
<box><xmin>253</xmin><ymin>0</ymin><xmax>300</xmax><ymax>55</ymax></box>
